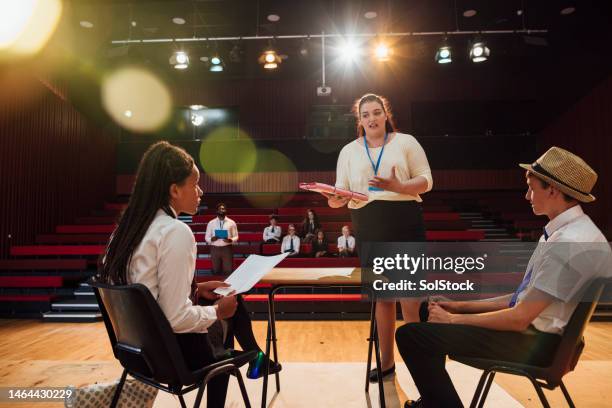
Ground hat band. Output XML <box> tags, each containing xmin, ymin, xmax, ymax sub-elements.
<box><xmin>532</xmin><ymin>162</ymin><xmax>589</xmax><ymax>195</ymax></box>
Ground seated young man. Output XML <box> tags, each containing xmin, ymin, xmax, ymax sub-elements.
<box><xmin>395</xmin><ymin>147</ymin><xmax>612</xmax><ymax>408</ymax></box>
<box><xmin>280</xmin><ymin>224</ymin><xmax>300</xmax><ymax>256</ymax></box>
<box><xmin>263</xmin><ymin>215</ymin><xmax>282</xmax><ymax>243</ymax></box>
<box><xmin>337</xmin><ymin>225</ymin><xmax>356</xmax><ymax>257</ymax></box>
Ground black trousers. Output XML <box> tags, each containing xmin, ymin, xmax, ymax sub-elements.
<box><xmin>210</xmin><ymin>245</ymin><xmax>233</xmax><ymax>275</ymax></box>
<box><xmin>176</xmin><ymin>296</ymin><xmax>260</xmax><ymax>407</ymax></box>
<box><xmin>395</xmin><ymin>304</ymin><xmax>561</xmax><ymax>408</ymax></box>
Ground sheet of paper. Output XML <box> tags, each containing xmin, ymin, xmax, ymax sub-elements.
<box><xmin>214</xmin><ymin>252</ymin><xmax>290</xmax><ymax>296</ymax></box>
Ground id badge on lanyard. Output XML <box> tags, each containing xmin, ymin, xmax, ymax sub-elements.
<box><xmin>365</xmin><ymin>133</ymin><xmax>388</xmax><ymax>192</ymax></box>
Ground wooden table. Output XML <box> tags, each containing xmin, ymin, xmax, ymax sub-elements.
<box><xmin>258</xmin><ymin>267</ymin><xmax>386</xmax><ymax>408</ymax></box>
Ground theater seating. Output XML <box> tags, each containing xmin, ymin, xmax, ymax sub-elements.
<box><xmin>2</xmin><ymin>192</ymin><xmax>515</xmax><ymax>319</ymax></box>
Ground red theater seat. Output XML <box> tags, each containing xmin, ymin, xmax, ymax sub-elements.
<box><xmin>37</xmin><ymin>234</ymin><xmax>110</xmax><ymax>244</ymax></box>
<box><xmin>243</xmin><ymin>294</ymin><xmax>362</xmax><ymax>302</ymax></box>
<box><xmin>57</xmin><ymin>225</ymin><xmax>115</xmax><ymax>234</ymax></box>
<box><xmin>425</xmin><ymin>230</ymin><xmax>485</xmax><ymax>241</ymax></box>
<box><xmin>278</xmin><ymin>207</ymin><xmax>349</xmax><ymax>216</ymax></box>
<box><xmin>261</xmin><ymin>243</ymin><xmax>313</xmax><ymax>255</ymax></box>
<box><xmin>0</xmin><ymin>276</ymin><xmax>63</xmax><ymax>288</ymax></box>
<box><xmin>0</xmin><ymin>259</ymin><xmax>88</xmax><ymax>270</ymax></box>
<box><xmin>0</xmin><ymin>295</ymin><xmax>56</xmax><ymax>302</ymax></box>
<box><xmin>196</xmin><ymin>244</ymin><xmax>260</xmax><ymax>255</ymax></box>
<box><xmin>10</xmin><ymin>245</ymin><xmax>105</xmax><ymax>256</ymax></box>
<box><xmin>193</xmin><ymin>215</ymin><xmax>274</xmax><ymax>223</ymax></box>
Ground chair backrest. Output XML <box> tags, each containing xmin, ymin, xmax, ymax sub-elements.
<box><xmin>91</xmin><ymin>281</ymin><xmax>195</xmax><ymax>387</ymax></box>
<box><xmin>546</xmin><ymin>278</ymin><xmax>609</xmax><ymax>384</ymax></box>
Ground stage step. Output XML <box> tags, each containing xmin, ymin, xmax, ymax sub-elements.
<box><xmin>50</xmin><ymin>298</ymin><xmax>99</xmax><ymax>311</ymax></box>
<box><xmin>42</xmin><ymin>311</ymin><xmax>101</xmax><ymax>322</ymax></box>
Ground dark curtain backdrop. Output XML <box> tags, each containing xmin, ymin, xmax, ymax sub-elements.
<box><xmin>0</xmin><ymin>71</ymin><xmax>117</xmax><ymax>257</ymax></box>
<box><xmin>538</xmin><ymin>75</ymin><xmax>612</xmax><ymax>237</ymax></box>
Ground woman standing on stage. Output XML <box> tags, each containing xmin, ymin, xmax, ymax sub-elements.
<box><xmin>326</xmin><ymin>93</ymin><xmax>433</xmax><ymax>382</ymax></box>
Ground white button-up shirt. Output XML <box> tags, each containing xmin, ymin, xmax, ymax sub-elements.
<box><xmin>205</xmin><ymin>216</ymin><xmax>239</xmax><ymax>247</ymax></box>
<box><xmin>518</xmin><ymin>205</ymin><xmax>611</xmax><ymax>334</ymax></box>
<box><xmin>128</xmin><ymin>208</ymin><xmax>217</xmax><ymax>333</ymax></box>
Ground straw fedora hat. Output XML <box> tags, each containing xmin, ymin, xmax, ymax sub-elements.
<box><xmin>519</xmin><ymin>146</ymin><xmax>597</xmax><ymax>203</ymax></box>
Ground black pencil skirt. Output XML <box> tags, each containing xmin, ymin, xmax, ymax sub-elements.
<box><xmin>349</xmin><ymin>200</ymin><xmax>426</xmax><ymax>246</ymax></box>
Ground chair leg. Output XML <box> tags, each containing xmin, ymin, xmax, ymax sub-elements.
<box><xmin>192</xmin><ymin>383</ymin><xmax>206</xmax><ymax>408</ymax></box>
<box><xmin>178</xmin><ymin>394</ymin><xmax>188</xmax><ymax>408</ymax></box>
<box><xmin>110</xmin><ymin>369</ymin><xmax>127</xmax><ymax>408</ymax></box>
<box><xmin>477</xmin><ymin>372</ymin><xmax>496</xmax><ymax>408</ymax></box>
<box><xmin>528</xmin><ymin>377</ymin><xmax>551</xmax><ymax>408</ymax></box>
<box><xmin>469</xmin><ymin>369</ymin><xmax>491</xmax><ymax>408</ymax></box>
<box><xmin>233</xmin><ymin>366</ymin><xmax>252</xmax><ymax>408</ymax></box>
<box><xmin>365</xmin><ymin>300</ymin><xmax>376</xmax><ymax>393</ymax></box>
<box><xmin>559</xmin><ymin>381</ymin><xmax>576</xmax><ymax>408</ymax></box>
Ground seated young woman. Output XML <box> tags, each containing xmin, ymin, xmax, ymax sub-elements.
<box><xmin>98</xmin><ymin>141</ymin><xmax>279</xmax><ymax>408</ymax></box>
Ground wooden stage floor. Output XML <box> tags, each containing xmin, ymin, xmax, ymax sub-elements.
<box><xmin>0</xmin><ymin>319</ymin><xmax>611</xmax><ymax>407</ymax></box>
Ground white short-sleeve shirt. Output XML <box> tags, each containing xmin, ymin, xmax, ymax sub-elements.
<box><xmin>517</xmin><ymin>205</ymin><xmax>611</xmax><ymax>334</ymax></box>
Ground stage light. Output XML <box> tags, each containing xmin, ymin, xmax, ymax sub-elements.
<box><xmin>229</xmin><ymin>44</ymin><xmax>242</xmax><ymax>63</ymax></box>
<box><xmin>259</xmin><ymin>48</ymin><xmax>281</xmax><ymax>70</ymax></box>
<box><xmin>191</xmin><ymin>114</ymin><xmax>204</xmax><ymax>126</ymax></box>
<box><xmin>169</xmin><ymin>51</ymin><xmax>189</xmax><ymax>69</ymax></box>
<box><xmin>470</xmin><ymin>41</ymin><xmax>490</xmax><ymax>63</ymax></box>
<box><xmin>374</xmin><ymin>43</ymin><xmax>391</xmax><ymax>61</ymax></box>
<box><xmin>299</xmin><ymin>39</ymin><xmax>309</xmax><ymax>57</ymax></box>
<box><xmin>338</xmin><ymin>39</ymin><xmax>359</xmax><ymax>63</ymax></box>
<box><xmin>210</xmin><ymin>64</ymin><xmax>223</xmax><ymax>72</ymax></box>
<box><xmin>210</xmin><ymin>55</ymin><xmax>221</xmax><ymax>65</ymax></box>
<box><xmin>435</xmin><ymin>45</ymin><xmax>452</xmax><ymax>64</ymax></box>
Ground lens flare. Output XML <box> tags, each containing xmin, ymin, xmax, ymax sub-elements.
<box><xmin>199</xmin><ymin>127</ymin><xmax>257</xmax><ymax>183</ymax></box>
<box><xmin>101</xmin><ymin>66</ymin><xmax>172</xmax><ymax>133</ymax></box>
<box><xmin>0</xmin><ymin>0</ymin><xmax>62</xmax><ymax>56</ymax></box>
<box><xmin>241</xmin><ymin>149</ymin><xmax>298</xmax><ymax>208</ymax></box>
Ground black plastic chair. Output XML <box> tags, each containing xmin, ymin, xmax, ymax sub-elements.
<box><xmin>91</xmin><ymin>281</ymin><xmax>257</xmax><ymax>408</ymax></box>
<box><xmin>451</xmin><ymin>278</ymin><xmax>609</xmax><ymax>408</ymax></box>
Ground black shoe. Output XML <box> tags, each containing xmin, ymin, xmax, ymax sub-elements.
<box><xmin>368</xmin><ymin>364</ymin><xmax>395</xmax><ymax>382</ymax></box>
<box><xmin>404</xmin><ymin>398</ymin><xmax>422</xmax><ymax>407</ymax></box>
<box><xmin>246</xmin><ymin>351</ymin><xmax>282</xmax><ymax>379</ymax></box>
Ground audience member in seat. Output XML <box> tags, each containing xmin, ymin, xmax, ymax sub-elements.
<box><xmin>301</xmin><ymin>209</ymin><xmax>321</xmax><ymax>243</ymax></box>
<box><xmin>394</xmin><ymin>147</ymin><xmax>612</xmax><ymax>408</ymax></box>
<box><xmin>205</xmin><ymin>203</ymin><xmax>238</xmax><ymax>276</ymax></box>
<box><xmin>281</xmin><ymin>224</ymin><xmax>300</xmax><ymax>256</ymax></box>
<box><xmin>262</xmin><ymin>215</ymin><xmax>282</xmax><ymax>243</ymax></box>
<box><xmin>312</xmin><ymin>230</ymin><xmax>329</xmax><ymax>258</ymax></box>
<box><xmin>337</xmin><ymin>225</ymin><xmax>356</xmax><ymax>257</ymax></box>
<box><xmin>326</xmin><ymin>93</ymin><xmax>433</xmax><ymax>384</ymax></box>
<box><xmin>98</xmin><ymin>141</ymin><xmax>280</xmax><ymax>408</ymax></box>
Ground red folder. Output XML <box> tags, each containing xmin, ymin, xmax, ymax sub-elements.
<box><xmin>299</xmin><ymin>182</ymin><xmax>369</xmax><ymax>202</ymax></box>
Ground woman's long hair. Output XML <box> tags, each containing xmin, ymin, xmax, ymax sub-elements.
<box><xmin>351</xmin><ymin>93</ymin><xmax>397</xmax><ymax>137</ymax></box>
<box><xmin>302</xmin><ymin>208</ymin><xmax>320</xmax><ymax>230</ymax></box>
<box><xmin>98</xmin><ymin>141</ymin><xmax>195</xmax><ymax>284</ymax></box>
